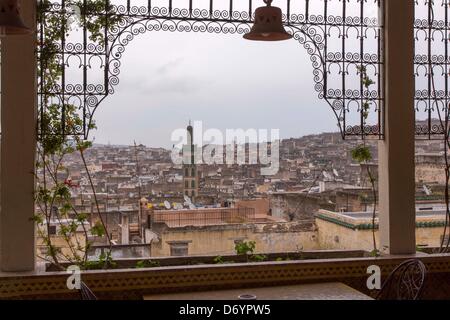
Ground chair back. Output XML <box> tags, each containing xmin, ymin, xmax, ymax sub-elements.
<box><xmin>376</xmin><ymin>259</ymin><xmax>426</xmax><ymax>300</ymax></box>
<box><xmin>80</xmin><ymin>281</ymin><xmax>98</xmax><ymax>300</ymax></box>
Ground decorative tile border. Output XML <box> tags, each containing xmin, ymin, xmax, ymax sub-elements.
<box><xmin>1</xmin><ymin>254</ymin><xmax>450</xmax><ymax>299</ymax></box>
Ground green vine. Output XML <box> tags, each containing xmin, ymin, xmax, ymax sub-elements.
<box><xmin>353</xmin><ymin>66</ymin><xmax>379</xmax><ymax>256</ymax></box>
<box><xmin>35</xmin><ymin>0</ymin><xmax>121</xmax><ymax>270</ymax></box>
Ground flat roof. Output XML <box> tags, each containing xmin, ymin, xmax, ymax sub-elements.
<box><xmin>341</xmin><ymin>210</ymin><xmax>447</xmax><ymax>219</ymax></box>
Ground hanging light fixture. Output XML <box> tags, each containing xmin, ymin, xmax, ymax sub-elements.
<box><xmin>0</xmin><ymin>0</ymin><xmax>31</xmax><ymax>36</ymax></box>
<box><xmin>244</xmin><ymin>0</ymin><xmax>292</xmax><ymax>41</ymax></box>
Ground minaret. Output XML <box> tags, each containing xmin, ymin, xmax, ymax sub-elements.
<box><xmin>183</xmin><ymin>121</ymin><xmax>198</xmax><ymax>201</ymax></box>
<box><xmin>188</xmin><ymin>121</ymin><xmax>194</xmax><ymax>166</ymax></box>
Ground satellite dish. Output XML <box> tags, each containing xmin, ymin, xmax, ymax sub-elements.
<box><xmin>333</xmin><ymin>169</ymin><xmax>339</xmax><ymax>177</ymax></box>
<box><xmin>184</xmin><ymin>195</ymin><xmax>192</xmax><ymax>204</ymax></box>
<box><xmin>188</xmin><ymin>203</ymin><xmax>196</xmax><ymax>210</ymax></box>
<box><xmin>423</xmin><ymin>185</ymin><xmax>432</xmax><ymax>196</ymax></box>
<box><xmin>322</xmin><ymin>171</ymin><xmax>332</xmax><ymax>180</ymax></box>
<box><xmin>173</xmin><ymin>202</ymin><xmax>183</xmax><ymax>210</ymax></box>
<box><xmin>164</xmin><ymin>201</ymin><xmax>171</xmax><ymax>209</ymax></box>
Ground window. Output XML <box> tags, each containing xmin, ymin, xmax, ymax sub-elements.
<box><xmin>169</xmin><ymin>242</ymin><xmax>189</xmax><ymax>256</ymax></box>
<box><xmin>48</xmin><ymin>225</ymin><xmax>57</xmax><ymax>235</ymax></box>
<box><xmin>185</xmin><ymin>168</ymin><xmax>189</xmax><ymax>177</ymax></box>
<box><xmin>191</xmin><ymin>168</ymin><xmax>195</xmax><ymax>177</ymax></box>
<box><xmin>185</xmin><ymin>180</ymin><xmax>189</xmax><ymax>188</ymax></box>
<box><xmin>191</xmin><ymin>180</ymin><xmax>195</xmax><ymax>188</ymax></box>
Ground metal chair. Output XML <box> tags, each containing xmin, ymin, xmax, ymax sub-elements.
<box><xmin>376</xmin><ymin>259</ymin><xmax>427</xmax><ymax>300</ymax></box>
<box><xmin>79</xmin><ymin>281</ymin><xmax>98</xmax><ymax>300</ymax></box>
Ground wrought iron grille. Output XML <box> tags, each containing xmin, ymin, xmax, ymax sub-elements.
<box><xmin>414</xmin><ymin>0</ymin><xmax>450</xmax><ymax>139</ymax></box>
<box><xmin>37</xmin><ymin>0</ymin><xmax>384</xmax><ymax>140</ymax></box>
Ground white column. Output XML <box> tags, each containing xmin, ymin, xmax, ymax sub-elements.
<box><xmin>378</xmin><ymin>0</ymin><xmax>416</xmax><ymax>254</ymax></box>
<box><xmin>0</xmin><ymin>1</ymin><xmax>37</xmax><ymax>271</ymax></box>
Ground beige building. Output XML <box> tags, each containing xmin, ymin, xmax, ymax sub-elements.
<box><xmin>316</xmin><ymin>209</ymin><xmax>447</xmax><ymax>251</ymax></box>
<box><xmin>142</xmin><ymin>200</ymin><xmax>318</xmax><ymax>257</ymax></box>
<box><xmin>415</xmin><ymin>152</ymin><xmax>446</xmax><ymax>184</ymax></box>
<box><xmin>36</xmin><ymin>219</ymin><xmax>90</xmax><ymax>262</ymax></box>
<box><xmin>128</xmin><ymin>189</ymin><xmax>450</xmax><ymax>259</ymax></box>
<box><xmin>150</xmin><ymin>221</ymin><xmax>318</xmax><ymax>257</ymax></box>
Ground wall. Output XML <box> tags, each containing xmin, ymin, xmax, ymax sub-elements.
<box><xmin>316</xmin><ymin>216</ymin><xmax>445</xmax><ymax>251</ymax></box>
<box><xmin>235</xmin><ymin>198</ymin><xmax>270</xmax><ymax>215</ymax></box>
<box><xmin>270</xmin><ymin>193</ymin><xmax>334</xmax><ymax>221</ymax></box>
<box><xmin>335</xmin><ymin>191</ymin><xmax>369</xmax><ymax>212</ymax></box>
<box><xmin>316</xmin><ymin>218</ymin><xmax>379</xmax><ymax>251</ymax></box>
<box><xmin>151</xmin><ymin>222</ymin><xmax>319</xmax><ymax>257</ymax></box>
<box><xmin>36</xmin><ymin>231</ymin><xmax>87</xmax><ymax>262</ymax></box>
<box><xmin>416</xmin><ymin>163</ymin><xmax>446</xmax><ymax>184</ymax></box>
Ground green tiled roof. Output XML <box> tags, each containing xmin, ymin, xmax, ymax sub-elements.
<box><xmin>315</xmin><ymin>213</ymin><xmax>445</xmax><ymax>230</ymax></box>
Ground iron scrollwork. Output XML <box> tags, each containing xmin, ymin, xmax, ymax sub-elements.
<box><xmin>414</xmin><ymin>0</ymin><xmax>450</xmax><ymax>139</ymax></box>
<box><xmin>38</xmin><ymin>0</ymin><xmax>385</xmax><ymax>140</ymax></box>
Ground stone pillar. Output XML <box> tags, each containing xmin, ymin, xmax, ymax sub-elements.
<box><xmin>378</xmin><ymin>0</ymin><xmax>416</xmax><ymax>254</ymax></box>
<box><xmin>0</xmin><ymin>1</ymin><xmax>37</xmax><ymax>271</ymax></box>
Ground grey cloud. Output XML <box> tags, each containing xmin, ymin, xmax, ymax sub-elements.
<box><xmin>120</xmin><ymin>74</ymin><xmax>211</xmax><ymax>95</ymax></box>
<box><xmin>155</xmin><ymin>57</ymin><xmax>185</xmax><ymax>75</ymax></box>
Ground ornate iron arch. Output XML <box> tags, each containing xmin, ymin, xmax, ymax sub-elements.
<box><xmin>38</xmin><ymin>0</ymin><xmax>385</xmax><ymax>140</ymax></box>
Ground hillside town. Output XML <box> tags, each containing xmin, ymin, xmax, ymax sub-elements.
<box><xmin>35</xmin><ymin>123</ymin><xmax>448</xmax><ymax>260</ymax></box>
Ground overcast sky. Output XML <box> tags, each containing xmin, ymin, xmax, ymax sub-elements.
<box><xmin>91</xmin><ymin>31</ymin><xmax>339</xmax><ymax>148</ymax></box>
<box><xmin>84</xmin><ymin>0</ymin><xmax>436</xmax><ymax>149</ymax></box>
<box><xmin>88</xmin><ymin>0</ymin><xmax>382</xmax><ymax>148</ymax></box>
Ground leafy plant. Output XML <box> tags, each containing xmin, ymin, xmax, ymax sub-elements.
<box><xmin>83</xmin><ymin>251</ymin><xmax>117</xmax><ymax>270</ymax></box>
<box><xmin>416</xmin><ymin>245</ymin><xmax>426</xmax><ymax>253</ymax></box>
<box><xmin>353</xmin><ymin>66</ymin><xmax>379</xmax><ymax>256</ymax></box>
<box><xmin>369</xmin><ymin>249</ymin><xmax>381</xmax><ymax>258</ymax></box>
<box><xmin>34</xmin><ymin>0</ymin><xmax>121</xmax><ymax>270</ymax></box>
<box><xmin>249</xmin><ymin>254</ymin><xmax>267</xmax><ymax>262</ymax></box>
<box><xmin>135</xmin><ymin>260</ymin><xmax>160</xmax><ymax>269</ymax></box>
<box><xmin>235</xmin><ymin>241</ymin><xmax>256</xmax><ymax>256</ymax></box>
<box><xmin>213</xmin><ymin>255</ymin><xmax>225</xmax><ymax>264</ymax></box>
<box><xmin>235</xmin><ymin>241</ymin><xmax>258</xmax><ymax>263</ymax></box>
<box><xmin>90</xmin><ymin>221</ymin><xmax>106</xmax><ymax>237</ymax></box>
<box><xmin>351</xmin><ymin>145</ymin><xmax>372</xmax><ymax>163</ymax></box>
<box><xmin>275</xmin><ymin>256</ymin><xmax>291</xmax><ymax>262</ymax></box>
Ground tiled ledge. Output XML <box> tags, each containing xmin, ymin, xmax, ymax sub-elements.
<box><xmin>1</xmin><ymin>254</ymin><xmax>450</xmax><ymax>299</ymax></box>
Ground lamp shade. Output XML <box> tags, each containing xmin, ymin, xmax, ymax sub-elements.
<box><xmin>244</xmin><ymin>0</ymin><xmax>292</xmax><ymax>41</ymax></box>
<box><xmin>0</xmin><ymin>0</ymin><xmax>31</xmax><ymax>36</ymax></box>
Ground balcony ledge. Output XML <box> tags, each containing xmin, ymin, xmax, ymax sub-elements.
<box><xmin>1</xmin><ymin>253</ymin><xmax>450</xmax><ymax>299</ymax></box>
